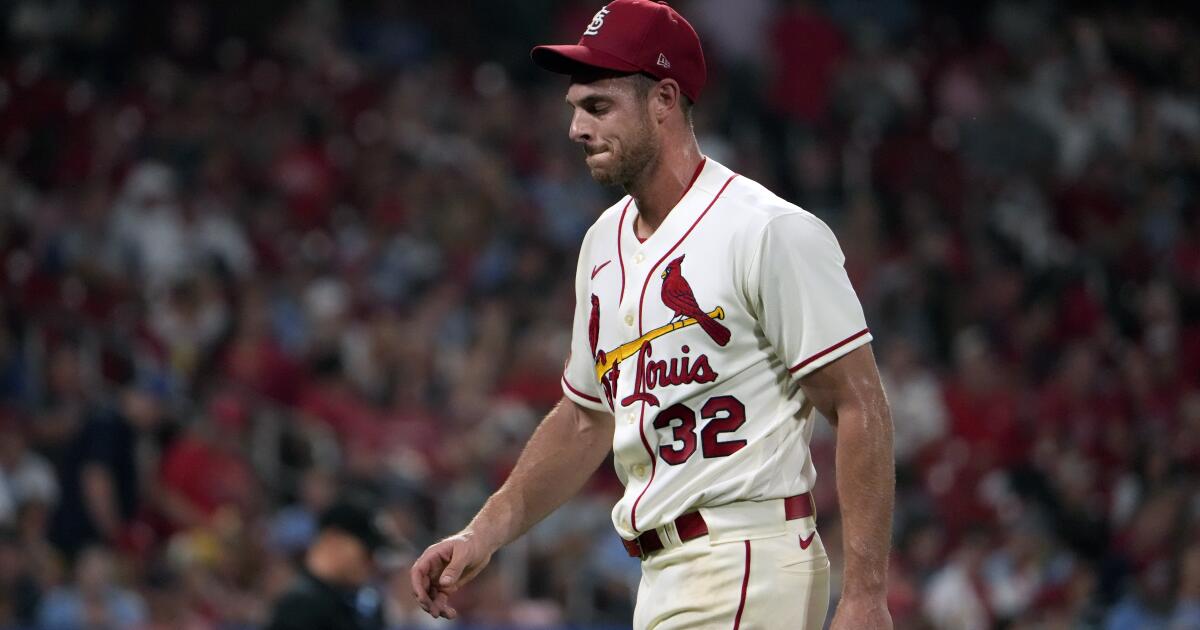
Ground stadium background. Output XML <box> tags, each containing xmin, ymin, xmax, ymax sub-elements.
<box><xmin>1</xmin><ymin>0</ymin><xmax>1199</xmax><ymax>628</ymax></box>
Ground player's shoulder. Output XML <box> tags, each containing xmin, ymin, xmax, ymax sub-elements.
<box><xmin>718</xmin><ymin>166</ymin><xmax>832</xmax><ymax>241</ymax></box>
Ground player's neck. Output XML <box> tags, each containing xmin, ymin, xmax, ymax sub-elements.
<box><xmin>628</xmin><ymin>139</ymin><xmax>703</xmax><ymax>239</ymax></box>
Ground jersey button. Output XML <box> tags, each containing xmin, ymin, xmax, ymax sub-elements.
<box><xmin>625</xmin><ymin>412</ymin><xmax>636</xmax><ymax>425</ymax></box>
<box><xmin>632</xmin><ymin>464</ymin><xmax>647</xmax><ymax>478</ymax></box>
<box><xmin>624</xmin><ymin>313</ymin><xmax>634</xmax><ymax>326</ymax></box>
<box><xmin>634</xmin><ymin>252</ymin><xmax>645</xmax><ymax>264</ymax></box>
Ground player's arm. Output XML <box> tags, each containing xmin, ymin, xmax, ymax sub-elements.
<box><xmin>410</xmin><ymin>396</ymin><xmax>614</xmax><ymax>619</ymax></box>
<box><xmin>801</xmin><ymin>343</ymin><xmax>895</xmax><ymax>629</ymax></box>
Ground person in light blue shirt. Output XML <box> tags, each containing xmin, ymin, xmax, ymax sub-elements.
<box><xmin>1169</xmin><ymin>546</ymin><xmax>1200</xmax><ymax>630</ymax></box>
<box><xmin>1106</xmin><ymin>562</ymin><xmax>1173</xmax><ymax>630</ymax></box>
<box><xmin>38</xmin><ymin>545</ymin><xmax>145</xmax><ymax>629</ymax></box>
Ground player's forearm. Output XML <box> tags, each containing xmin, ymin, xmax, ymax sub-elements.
<box><xmin>833</xmin><ymin>401</ymin><xmax>895</xmax><ymax>598</ymax></box>
<box><xmin>466</xmin><ymin>397</ymin><xmax>614</xmax><ymax>550</ymax></box>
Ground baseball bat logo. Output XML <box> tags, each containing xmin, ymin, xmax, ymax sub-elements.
<box><xmin>592</xmin><ymin>255</ymin><xmax>732</xmax><ymax>409</ymax></box>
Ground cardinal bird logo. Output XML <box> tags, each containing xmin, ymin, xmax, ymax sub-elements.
<box><xmin>588</xmin><ymin>294</ymin><xmax>601</xmax><ymax>359</ymax></box>
<box><xmin>660</xmin><ymin>255</ymin><xmax>731</xmax><ymax>346</ymax></box>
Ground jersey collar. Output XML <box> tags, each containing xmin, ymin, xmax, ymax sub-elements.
<box><xmin>625</xmin><ymin>156</ymin><xmax>731</xmax><ymax>250</ymax></box>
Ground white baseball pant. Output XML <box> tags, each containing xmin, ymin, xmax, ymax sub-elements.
<box><xmin>632</xmin><ymin>499</ymin><xmax>831</xmax><ymax>629</ymax></box>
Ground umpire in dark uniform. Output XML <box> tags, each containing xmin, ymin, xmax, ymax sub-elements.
<box><xmin>266</xmin><ymin>500</ymin><xmax>391</xmax><ymax>630</ymax></box>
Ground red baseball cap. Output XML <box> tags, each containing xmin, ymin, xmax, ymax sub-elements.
<box><xmin>531</xmin><ymin>0</ymin><xmax>707</xmax><ymax>103</ymax></box>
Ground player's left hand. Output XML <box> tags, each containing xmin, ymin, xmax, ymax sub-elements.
<box><xmin>829</xmin><ymin>595</ymin><xmax>893</xmax><ymax>630</ymax></box>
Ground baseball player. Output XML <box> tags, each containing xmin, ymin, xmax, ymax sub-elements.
<box><xmin>410</xmin><ymin>1</ymin><xmax>895</xmax><ymax>628</ymax></box>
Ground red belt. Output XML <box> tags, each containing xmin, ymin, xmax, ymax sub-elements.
<box><xmin>622</xmin><ymin>493</ymin><xmax>815</xmax><ymax>558</ymax></box>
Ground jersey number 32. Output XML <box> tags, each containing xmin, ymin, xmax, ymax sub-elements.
<box><xmin>652</xmin><ymin>395</ymin><xmax>746</xmax><ymax>465</ymax></box>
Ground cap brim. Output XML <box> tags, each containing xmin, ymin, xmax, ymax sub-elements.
<box><xmin>531</xmin><ymin>44</ymin><xmax>642</xmax><ymax>76</ymax></box>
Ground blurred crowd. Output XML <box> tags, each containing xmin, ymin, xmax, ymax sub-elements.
<box><xmin>1</xmin><ymin>0</ymin><xmax>1198</xmax><ymax>628</ymax></box>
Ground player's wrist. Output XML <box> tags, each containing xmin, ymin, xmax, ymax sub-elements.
<box><xmin>460</xmin><ymin>522</ymin><xmax>506</xmax><ymax>555</ymax></box>
<box><xmin>839</xmin><ymin>565</ymin><xmax>889</xmax><ymax>600</ymax></box>
<box><xmin>838</xmin><ymin>584</ymin><xmax>888</xmax><ymax>603</ymax></box>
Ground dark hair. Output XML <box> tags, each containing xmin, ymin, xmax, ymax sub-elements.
<box><xmin>319</xmin><ymin>500</ymin><xmax>386</xmax><ymax>552</ymax></box>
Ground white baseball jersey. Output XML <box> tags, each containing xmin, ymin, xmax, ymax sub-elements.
<box><xmin>561</xmin><ymin>157</ymin><xmax>872</xmax><ymax>540</ymax></box>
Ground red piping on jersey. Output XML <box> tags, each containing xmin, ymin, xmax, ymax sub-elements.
<box><xmin>629</xmin><ymin>163</ymin><xmax>722</xmax><ymax>533</ymax></box>
<box><xmin>787</xmin><ymin>328</ymin><xmax>871</xmax><ymax>374</ymax></box>
<box><xmin>630</xmin><ymin>402</ymin><xmax>654</xmax><ymax>532</ymax></box>
<box><xmin>638</xmin><ymin>174</ymin><xmax>738</xmax><ymax>335</ymax></box>
<box><xmin>631</xmin><ymin>159</ymin><xmax>706</xmax><ymax>245</ymax></box>
<box><xmin>733</xmin><ymin>540</ymin><xmax>751</xmax><ymax>629</ymax></box>
<box><xmin>562</xmin><ymin>375</ymin><xmax>601</xmax><ymax>403</ymax></box>
<box><xmin>616</xmin><ymin>199</ymin><xmax>633</xmax><ymax>303</ymax></box>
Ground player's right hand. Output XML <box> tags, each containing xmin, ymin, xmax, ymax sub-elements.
<box><xmin>409</xmin><ymin>530</ymin><xmax>496</xmax><ymax>619</ymax></box>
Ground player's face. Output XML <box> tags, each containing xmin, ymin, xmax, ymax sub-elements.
<box><xmin>566</xmin><ymin>76</ymin><xmax>660</xmax><ymax>188</ymax></box>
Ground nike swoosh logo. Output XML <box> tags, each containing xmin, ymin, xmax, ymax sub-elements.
<box><xmin>591</xmin><ymin>260</ymin><xmax>612</xmax><ymax>279</ymax></box>
<box><xmin>799</xmin><ymin>532</ymin><xmax>816</xmax><ymax>550</ymax></box>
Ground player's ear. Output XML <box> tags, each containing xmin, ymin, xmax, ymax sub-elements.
<box><xmin>651</xmin><ymin>79</ymin><xmax>681</xmax><ymax>124</ymax></box>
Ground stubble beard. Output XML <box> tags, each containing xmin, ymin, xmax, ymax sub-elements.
<box><xmin>590</xmin><ymin>116</ymin><xmax>659</xmax><ymax>189</ymax></box>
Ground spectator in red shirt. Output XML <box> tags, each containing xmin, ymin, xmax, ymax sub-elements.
<box><xmin>766</xmin><ymin>0</ymin><xmax>848</xmax><ymax>124</ymax></box>
<box><xmin>159</xmin><ymin>395</ymin><xmax>257</xmax><ymax>530</ymax></box>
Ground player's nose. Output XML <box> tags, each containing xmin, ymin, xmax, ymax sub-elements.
<box><xmin>568</xmin><ymin>110</ymin><xmax>591</xmax><ymax>144</ymax></box>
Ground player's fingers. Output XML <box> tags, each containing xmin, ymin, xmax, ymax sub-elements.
<box><xmin>437</xmin><ymin>542</ymin><xmax>471</xmax><ymax>588</ymax></box>
<box><xmin>425</xmin><ymin>591</ymin><xmax>442</xmax><ymax>618</ymax></box>
<box><xmin>409</xmin><ymin>549</ymin><xmax>444</xmax><ymax>609</ymax></box>
<box><xmin>422</xmin><ymin>585</ymin><xmax>442</xmax><ymax>615</ymax></box>
<box><xmin>433</xmin><ymin>591</ymin><xmax>456</xmax><ymax>619</ymax></box>
<box><xmin>409</xmin><ymin>559</ymin><xmax>431</xmax><ymax>606</ymax></box>
<box><xmin>409</xmin><ymin>564</ymin><xmax>427</xmax><ymax>602</ymax></box>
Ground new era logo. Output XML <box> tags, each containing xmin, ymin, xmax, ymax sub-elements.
<box><xmin>656</xmin><ymin>53</ymin><xmax>671</xmax><ymax>69</ymax></box>
<box><xmin>584</xmin><ymin>6</ymin><xmax>611</xmax><ymax>36</ymax></box>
